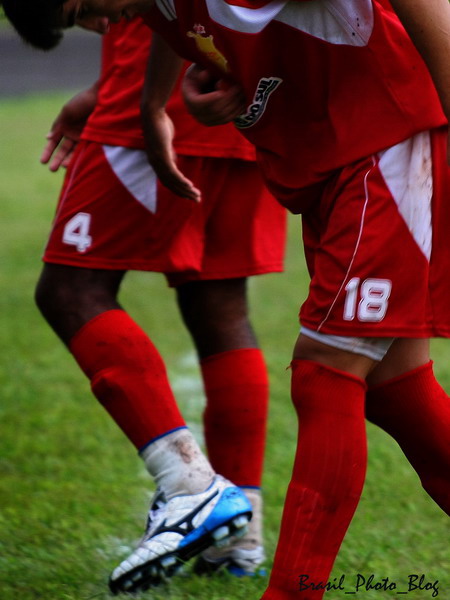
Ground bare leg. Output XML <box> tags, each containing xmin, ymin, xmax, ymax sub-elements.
<box><xmin>35</xmin><ymin>263</ymin><xmax>124</xmax><ymax>344</ymax></box>
<box><xmin>176</xmin><ymin>277</ymin><xmax>258</xmax><ymax>358</ymax></box>
<box><xmin>367</xmin><ymin>337</ymin><xmax>430</xmax><ymax>385</ymax></box>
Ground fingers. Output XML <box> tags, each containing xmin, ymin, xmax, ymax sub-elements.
<box><xmin>60</xmin><ymin>148</ymin><xmax>75</xmax><ymax>169</ymax></box>
<box><xmin>165</xmin><ymin>177</ymin><xmax>202</xmax><ymax>202</ymax></box>
<box><xmin>198</xmin><ymin>87</ymin><xmax>245</xmax><ymax>124</ymax></box>
<box><xmin>41</xmin><ymin>132</ymin><xmax>77</xmax><ymax>171</ymax></box>
<box><xmin>40</xmin><ymin>132</ymin><xmax>61</xmax><ymax>165</ymax></box>
<box><xmin>183</xmin><ymin>66</ymin><xmax>246</xmax><ymax>126</ymax></box>
<box><xmin>149</xmin><ymin>151</ymin><xmax>200</xmax><ymax>202</ymax></box>
<box><xmin>157</xmin><ymin>163</ymin><xmax>201</xmax><ymax>202</ymax></box>
<box><xmin>185</xmin><ymin>87</ymin><xmax>244</xmax><ymax>125</ymax></box>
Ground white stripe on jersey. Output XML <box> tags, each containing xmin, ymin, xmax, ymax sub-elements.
<box><xmin>378</xmin><ymin>131</ymin><xmax>433</xmax><ymax>261</ymax></box>
<box><xmin>204</xmin><ymin>0</ymin><xmax>286</xmax><ymax>34</ymax></box>
<box><xmin>155</xmin><ymin>0</ymin><xmax>177</xmax><ymax>21</ymax></box>
<box><xmin>103</xmin><ymin>145</ymin><xmax>158</xmax><ymax>214</ymax></box>
<box><xmin>203</xmin><ymin>0</ymin><xmax>374</xmax><ymax>46</ymax></box>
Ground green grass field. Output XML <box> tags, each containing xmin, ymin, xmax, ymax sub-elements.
<box><xmin>1</xmin><ymin>93</ymin><xmax>449</xmax><ymax>600</ymax></box>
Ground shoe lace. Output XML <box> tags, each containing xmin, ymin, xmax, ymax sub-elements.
<box><xmin>144</xmin><ymin>488</ymin><xmax>167</xmax><ymax>536</ymax></box>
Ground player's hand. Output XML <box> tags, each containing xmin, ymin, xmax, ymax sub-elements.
<box><xmin>182</xmin><ymin>64</ymin><xmax>246</xmax><ymax>126</ymax></box>
<box><xmin>142</xmin><ymin>106</ymin><xmax>201</xmax><ymax>202</ymax></box>
<box><xmin>41</xmin><ymin>85</ymin><xmax>98</xmax><ymax>171</ymax></box>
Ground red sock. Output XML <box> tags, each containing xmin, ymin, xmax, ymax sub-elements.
<box><xmin>200</xmin><ymin>348</ymin><xmax>268</xmax><ymax>487</ymax></box>
<box><xmin>366</xmin><ymin>361</ymin><xmax>450</xmax><ymax>515</ymax></box>
<box><xmin>69</xmin><ymin>309</ymin><xmax>186</xmax><ymax>450</ymax></box>
<box><xmin>263</xmin><ymin>360</ymin><xmax>367</xmax><ymax>600</ymax></box>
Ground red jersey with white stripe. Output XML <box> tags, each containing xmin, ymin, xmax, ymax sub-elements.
<box><xmin>145</xmin><ymin>0</ymin><xmax>446</xmax><ymax>210</ymax></box>
<box><xmin>81</xmin><ymin>18</ymin><xmax>256</xmax><ymax>160</ymax></box>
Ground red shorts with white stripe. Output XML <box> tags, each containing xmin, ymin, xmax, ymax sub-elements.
<box><xmin>299</xmin><ymin>127</ymin><xmax>450</xmax><ymax>338</ymax></box>
<box><xmin>43</xmin><ymin>141</ymin><xmax>286</xmax><ymax>285</ymax></box>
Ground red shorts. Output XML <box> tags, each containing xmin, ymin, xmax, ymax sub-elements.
<box><xmin>43</xmin><ymin>141</ymin><xmax>286</xmax><ymax>285</ymax></box>
<box><xmin>300</xmin><ymin>128</ymin><xmax>450</xmax><ymax>338</ymax></box>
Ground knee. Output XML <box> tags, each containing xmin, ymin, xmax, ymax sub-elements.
<box><xmin>35</xmin><ymin>264</ymin><xmax>80</xmax><ymax>316</ymax></box>
<box><xmin>36</xmin><ymin>264</ymin><xmax>122</xmax><ymax>311</ymax></box>
<box><xmin>177</xmin><ymin>278</ymin><xmax>248</xmax><ymax>318</ymax></box>
<box><xmin>34</xmin><ymin>265</ymin><xmax>122</xmax><ymax>341</ymax></box>
<box><xmin>176</xmin><ymin>279</ymin><xmax>256</xmax><ymax>356</ymax></box>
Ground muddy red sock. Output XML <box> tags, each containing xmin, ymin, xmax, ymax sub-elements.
<box><xmin>200</xmin><ymin>348</ymin><xmax>268</xmax><ymax>487</ymax></box>
<box><xmin>263</xmin><ymin>360</ymin><xmax>367</xmax><ymax>600</ymax></box>
<box><xmin>366</xmin><ymin>361</ymin><xmax>450</xmax><ymax>515</ymax></box>
<box><xmin>69</xmin><ymin>309</ymin><xmax>185</xmax><ymax>450</ymax></box>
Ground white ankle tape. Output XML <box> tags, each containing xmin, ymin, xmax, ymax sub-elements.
<box><xmin>140</xmin><ymin>429</ymin><xmax>215</xmax><ymax>499</ymax></box>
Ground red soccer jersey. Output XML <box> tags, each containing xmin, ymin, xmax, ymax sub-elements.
<box><xmin>81</xmin><ymin>18</ymin><xmax>256</xmax><ymax>160</ymax></box>
<box><xmin>145</xmin><ymin>0</ymin><xmax>446</xmax><ymax>210</ymax></box>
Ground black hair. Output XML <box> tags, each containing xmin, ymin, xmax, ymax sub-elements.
<box><xmin>2</xmin><ymin>0</ymin><xmax>66</xmax><ymax>50</ymax></box>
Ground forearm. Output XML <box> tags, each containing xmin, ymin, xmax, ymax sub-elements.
<box><xmin>141</xmin><ymin>33</ymin><xmax>184</xmax><ymax>114</ymax></box>
<box><xmin>390</xmin><ymin>0</ymin><xmax>450</xmax><ymax>119</ymax></box>
<box><xmin>88</xmin><ymin>80</ymin><xmax>100</xmax><ymax>104</ymax></box>
<box><xmin>74</xmin><ymin>79</ymin><xmax>100</xmax><ymax>118</ymax></box>
<box><xmin>140</xmin><ymin>34</ymin><xmax>201</xmax><ymax>201</ymax></box>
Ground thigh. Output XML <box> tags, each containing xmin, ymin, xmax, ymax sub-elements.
<box><xmin>367</xmin><ymin>338</ymin><xmax>431</xmax><ymax>385</ymax></box>
<box><xmin>293</xmin><ymin>332</ymin><xmax>377</xmax><ymax>379</ymax></box>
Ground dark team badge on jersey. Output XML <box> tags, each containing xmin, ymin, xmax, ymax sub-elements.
<box><xmin>235</xmin><ymin>77</ymin><xmax>283</xmax><ymax>129</ymax></box>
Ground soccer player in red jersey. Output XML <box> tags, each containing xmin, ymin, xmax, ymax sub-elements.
<box><xmin>29</xmin><ymin>17</ymin><xmax>286</xmax><ymax>594</ymax></box>
<box><xmin>3</xmin><ymin>0</ymin><xmax>450</xmax><ymax>598</ymax></box>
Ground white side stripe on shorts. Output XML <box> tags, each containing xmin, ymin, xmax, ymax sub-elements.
<box><xmin>103</xmin><ymin>145</ymin><xmax>158</xmax><ymax>214</ymax></box>
<box><xmin>378</xmin><ymin>131</ymin><xmax>433</xmax><ymax>261</ymax></box>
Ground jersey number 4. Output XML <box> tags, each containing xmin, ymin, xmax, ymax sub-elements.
<box><xmin>62</xmin><ymin>212</ymin><xmax>92</xmax><ymax>253</ymax></box>
<box><xmin>343</xmin><ymin>277</ymin><xmax>392</xmax><ymax>322</ymax></box>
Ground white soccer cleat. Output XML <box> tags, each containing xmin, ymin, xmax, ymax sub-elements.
<box><xmin>193</xmin><ymin>486</ymin><xmax>266</xmax><ymax>577</ymax></box>
<box><xmin>108</xmin><ymin>476</ymin><xmax>252</xmax><ymax>594</ymax></box>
